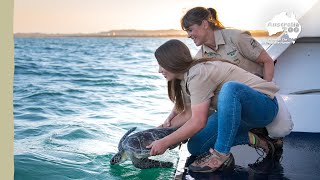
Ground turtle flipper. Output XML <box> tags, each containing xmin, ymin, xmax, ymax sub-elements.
<box><xmin>131</xmin><ymin>156</ymin><xmax>173</xmax><ymax>169</ymax></box>
<box><xmin>118</xmin><ymin>127</ymin><xmax>137</xmax><ymax>151</ymax></box>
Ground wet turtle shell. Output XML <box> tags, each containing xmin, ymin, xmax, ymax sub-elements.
<box><xmin>110</xmin><ymin>127</ymin><xmax>179</xmax><ymax>169</ymax></box>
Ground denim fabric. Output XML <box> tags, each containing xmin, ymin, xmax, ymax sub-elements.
<box><xmin>187</xmin><ymin>81</ymin><xmax>279</xmax><ymax>155</ymax></box>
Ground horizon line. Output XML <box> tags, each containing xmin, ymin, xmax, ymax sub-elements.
<box><xmin>14</xmin><ymin>28</ymin><xmax>270</xmax><ymax>34</ymax></box>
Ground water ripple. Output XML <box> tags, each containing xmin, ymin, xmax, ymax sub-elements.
<box><xmin>14</xmin><ymin>37</ymin><xmax>198</xmax><ymax>180</ymax></box>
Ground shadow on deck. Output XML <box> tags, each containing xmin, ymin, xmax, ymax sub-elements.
<box><xmin>174</xmin><ymin>132</ymin><xmax>320</xmax><ymax>180</ymax></box>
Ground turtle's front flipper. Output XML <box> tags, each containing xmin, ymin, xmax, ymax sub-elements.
<box><xmin>131</xmin><ymin>156</ymin><xmax>173</xmax><ymax>169</ymax></box>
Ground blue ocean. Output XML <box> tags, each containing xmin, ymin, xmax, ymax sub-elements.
<box><xmin>13</xmin><ymin>37</ymin><xmax>200</xmax><ymax>180</ymax></box>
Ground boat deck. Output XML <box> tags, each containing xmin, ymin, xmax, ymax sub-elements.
<box><xmin>174</xmin><ymin>132</ymin><xmax>320</xmax><ymax>180</ymax></box>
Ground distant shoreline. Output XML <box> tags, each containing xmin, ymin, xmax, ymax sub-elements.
<box><xmin>14</xmin><ymin>29</ymin><xmax>280</xmax><ymax>38</ymax></box>
<box><xmin>14</xmin><ymin>34</ymin><xmax>188</xmax><ymax>38</ymax></box>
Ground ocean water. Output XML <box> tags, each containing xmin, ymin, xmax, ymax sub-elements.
<box><xmin>13</xmin><ymin>37</ymin><xmax>199</xmax><ymax>180</ymax></box>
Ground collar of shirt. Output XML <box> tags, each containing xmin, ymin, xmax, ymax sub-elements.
<box><xmin>202</xmin><ymin>30</ymin><xmax>225</xmax><ymax>53</ymax></box>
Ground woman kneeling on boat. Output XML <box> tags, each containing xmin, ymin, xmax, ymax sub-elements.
<box><xmin>146</xmin><ymin>39</ymin><xmax>279</xmax><ymax>172</ymax></box>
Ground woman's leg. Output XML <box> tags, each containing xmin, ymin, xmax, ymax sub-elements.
<box><xmin>214</xmin><ymin>81</ymin><xmax>278</xmax><ymax>154</ymax></box>
<box><xmin>188</xmin><ymin>81</ymin><xmax>278</xmax><ymax>172</ymax></box>
<box><xmin>188</xmin><ymin>81</ymin><xmax>278</xmax><ymax>155</ymax></box>
<box><xmin>188</xmin><ymin>111</ymin><xmax>255</xmax><ymax>156</ymax></box>
<box><xmin>187</xmin><ymin>112</ymin><xmax>218</xmax><ymax>156</ymax></box>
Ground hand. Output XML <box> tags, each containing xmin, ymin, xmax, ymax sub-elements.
<box><xmin>156</xmin><ymin>118</ymin><xmax>172</xmax><ymax>128</ymax></box>
<box><xmin>163</xmin><ymin>117</ymin><xmax>172</xmax><ymax>127</ymax></box>
<box><xmin>146</xmin><ymin>139</ymin><xmax>169</xmax><ymax>156</ymax></box>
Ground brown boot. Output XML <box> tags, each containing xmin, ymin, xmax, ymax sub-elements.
<box><xmin>188</xmin><ymin>148</ymin><xmax>235</xmax><ymax>173</ymax></box>
<box><xmin>250</xmin><ymin>128</ymin><xmax>283</xmax><ymax>160</ymax></box>
<box><xmin>249</xmin><ymin>132</ymin><xmax>276</xmax><ymax>157</ymax></box>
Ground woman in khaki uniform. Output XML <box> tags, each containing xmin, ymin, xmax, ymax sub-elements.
<box><xmin>179</xmin><ymin>6</ymin><xmax>284</xmax><ymax>155</ymax></box>
<box><xmin>146</xmin><ymin>39</ymin><xmax>279</xmax><ymax>173</ymax></box>
<box><xmin>181</xmin><ymin>7</ymin><xmax>274</xmax><ymax>81</ymax></box>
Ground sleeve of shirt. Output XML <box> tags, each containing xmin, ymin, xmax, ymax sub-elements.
<box><xmin>187</xmin><ymin>65</ymin><xmax>218</xmax><ymax>105</ymax></box>
<box><xmin>235</xmin><ymin>31</ymin><xmax>264</xmax><ymax>61</ymax></box>
<box><xmin>180</xmin><ymin>81</ymin><xmax>191</xmax><ymax>105</ymax></box>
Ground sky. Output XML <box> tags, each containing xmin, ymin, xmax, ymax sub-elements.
<box><xmin>14</xmin><ymin>0</ymin><xmax>318</xmax><ymax>34</ymax></box>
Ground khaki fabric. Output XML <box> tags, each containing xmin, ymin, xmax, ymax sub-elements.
<box><xmin>181</xmin><ymin>61</ymin><xmax>279</xmax><ymax>114</ymax></box>
<box><xmin>194</xmin><ymin>29</ymin><xmax>265</xmax><ymax>78</ymax></box>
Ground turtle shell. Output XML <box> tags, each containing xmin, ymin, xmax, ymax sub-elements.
<box><xmin>122</xmin><ymin>127</ymin><xmax>176</xmax><ymax>158</ymax></box>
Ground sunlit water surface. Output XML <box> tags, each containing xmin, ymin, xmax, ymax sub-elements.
<box><xmin>14</xmin><ymin>37</ymin><xmax>199</xmax><ymax>180</ymax></box>
<box><xmin>14</xmin><ymin>37</ymin><xmax>270</xmax><ymax>180</ymax></box>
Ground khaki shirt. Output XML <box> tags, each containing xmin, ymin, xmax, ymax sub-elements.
<box><xmin>181</xmin><ymin>61</ymin><xmax>279</xmax><ymax>114</ymax></box>
<box><xmin>194</xmin><ymin>29</ymin><xmax>265</xmax><ymax>78</ymax></box>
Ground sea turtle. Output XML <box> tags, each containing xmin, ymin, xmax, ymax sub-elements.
<box><xmin>110</xmin><ymin>127</ymin><xmax>179</xmax><ymax>169</ymax></box>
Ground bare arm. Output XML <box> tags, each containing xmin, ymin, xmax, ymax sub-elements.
<box><xmin>256</xmin><ymin>50</ymin><xmax>274</xmax><ymax>82</ymax></box>
<box><xmin>164</xmin><ymin>105</ymin><xmax>192</xmax><ymax>128</ymax></box>
<box><xmin>235</xmin><ymin>32</ymin><xmax>274</xmax><ymax>81</ymax></box>
<box><xmin>160</xmin><ymin>106</ymin><xmax>178</xmax><ymax>127</ymax></box>
<box><xmin>158</xmin><ymin>105</ymin><xmax>191</xmax><ymax>128</ymax></box>
<box><xmin>147</xmin><ymin>100</ymin><xmax>210</xmax><ymax>155</ymax></box>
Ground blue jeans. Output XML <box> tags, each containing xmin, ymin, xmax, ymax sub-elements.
<box><xmin>187</xmin><ymin>81</ymin><xmax>279</xmax><ymax>155</ymax></box>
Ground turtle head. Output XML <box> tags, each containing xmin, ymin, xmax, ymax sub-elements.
<box><xmin>110</xmin><ymin>151</ymin><xmax>127</xmax><ymax>165</ymax></box>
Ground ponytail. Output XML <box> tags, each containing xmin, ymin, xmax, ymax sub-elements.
<box><xmin>181</xmin><ymin>7</ymin><xmax>224</xmax><ymax>31</ymax></box>
<box><xmin>207</xmin><ymin>8</ymin><xmax>217</xmax><ymax>20</ymax></box>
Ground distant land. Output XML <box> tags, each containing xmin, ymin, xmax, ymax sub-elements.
<box><xmin>14</xmin><ymin>29</ymin><xmax>280</xmax><ymax>38</ymax></box>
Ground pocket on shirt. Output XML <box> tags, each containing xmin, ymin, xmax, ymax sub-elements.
<box><xmin>225</xmin><ymin>47</ymin><xmax>240</xmax><ymax>64</ymax></box>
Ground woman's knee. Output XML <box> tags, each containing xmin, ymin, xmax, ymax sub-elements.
<box><xmin>218</xmin><ymin>81</ymin><xmax>244</xmax><ymax>105</ymax></box>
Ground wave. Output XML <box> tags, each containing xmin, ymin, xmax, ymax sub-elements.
<box><xmin>51</xmin><ymin>128</ymin><xmax>97</xmax><ymax>140</ymax></box>
<box><xmin>13</xmin><ymin>37</ymin><xmax>184</xmax><ymax>180</ymax></box>
<box><xmin>15</xmin><ymin>113</ymin><xmax>48</xmax><ymax>121</ymax></box>
<box><xmin>23</xmin><ymin>92</ymin><xmax>66</xmax><ymax>99</ymax></box>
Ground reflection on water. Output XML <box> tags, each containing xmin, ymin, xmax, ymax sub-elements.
<box><xmin>181</xmin><ymin>152</ymin><xmax>286</xmax><ymax>180</ymax></box>
<box><xmin>247</xmin><ymin>156</ymin><xmax>287</xmax><ymax>180</ymax></box>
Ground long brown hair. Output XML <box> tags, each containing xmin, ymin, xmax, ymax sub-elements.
<box><xmin>181</xmin><ymin>7</ymin><xmax>224</xmax><ymax>31</ymax></box>
<box><xmin>155</xmin><ymin>39</ymin><xmax>233</xmax><ymax>112</ymax></box>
